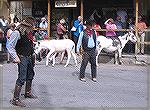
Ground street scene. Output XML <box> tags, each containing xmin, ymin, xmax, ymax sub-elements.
<box><xmin>0</xmin><ymin>56</ymin><xmax>149</xmax><ymax>109</ymax></box>
<box><xmin>0</xmin><ymin>0</ymin><xmax>150</xmax><ymax>110</ymax></box>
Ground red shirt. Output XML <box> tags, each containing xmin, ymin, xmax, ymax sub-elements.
<box><xmin>92</xmin><ymin>24</ymin><xmax>101</xmax><ymax>36</ymax></box>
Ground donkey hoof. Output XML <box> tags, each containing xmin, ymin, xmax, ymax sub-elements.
<box><xmin>119</xmin><ymin>62</ymin><xmax>122</xmax><ymax>65</ymax></box>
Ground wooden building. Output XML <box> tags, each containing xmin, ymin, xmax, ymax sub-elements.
<box><xmin>1</xmin><ymin>0</ymin><xmax>150</xmax><ymax>36</ymax></box>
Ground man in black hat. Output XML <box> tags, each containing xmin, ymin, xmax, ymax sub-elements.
<box><xmin>7</xmin><ymin>16</ymin><xmax>37</xmax><ymax>107</ymax></box>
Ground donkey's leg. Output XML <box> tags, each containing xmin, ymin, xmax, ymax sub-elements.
<box><xmin>49</xmin><ymin>53</ymin><xmax>55</xmax><ymax>61</ymax></box>
<box><xmin>114</xmin><ymin>51</ymin><xmax>118</xmax><ymax>64</ymax></box>
<box><xmin>46</xmin><ymin>50</ymin><xmax>54</xmax><ymax>66</ymax></box>
<box><xmin>51</xmin><ymin>53</ymin><xmax>57</xmax><ymax>66</ymax></box>
<box><xmin>64</xmin><ymin>49</ymin><xmax>71</xmax><ymax>67</ymax></box>
<box><xmin>96</xmin><ymin>48</ymin><xmax>102</xmax><ymax>66</ymax></box>
<box><xmin>71</xmin><ymin>51</ymin><xmax>77</xmax><ymax>66</ymax></box>
<box><xmin>118</xmin><ymin>49</ymin><xmax>122</xmax><ymax>65</ymax></box>
<box><xmin>60</xmin><ymin>52</ymin><xmax>65</xmax><ymax>64</ymax></box>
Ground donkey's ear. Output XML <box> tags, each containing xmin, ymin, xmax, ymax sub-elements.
<box><xmin>38</xmin><ymin>42</ymin><xmax>40</xmax><ymax>45</ymax></box>
<box><xmin>129</xmin><ymin>29</ymin><xmax>135</xmax><ymax>33</ymax></box>
<box><xmin>33</xmin><ymin>41</ymin><xmax>37</xmax><ymax>46</ymax></box>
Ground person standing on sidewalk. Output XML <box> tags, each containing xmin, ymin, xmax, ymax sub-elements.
<box><xmin>77</xmin><ymin>20</ymin><xmax>97</xmax><ymax>82</ymax></box>
<box><xmin>7</xmin><ymin>17</ymin><xmax>37</xmax><ymax>107</ymax></box>
<box><xmin>136</xmin><ymin>15</ymin><xmax>147</xmax><ymax>55</ymax></box>
<box><xmin>57</xmin><ymin>18</ymin><xmax>67</xmax><ymax>39</ymax></box>
<box><xmin>72</xmin><ymin>16</ymin><xmax>84</xmax><ymax>53</ymax></box>
<box><xmin>6</xmin><ymin>23</ymin><xmax>16</xmax><ymax>63</ymax></box>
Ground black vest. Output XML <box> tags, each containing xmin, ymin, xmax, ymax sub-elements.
<box><xmin>15</xmin><ymin>31</ymin><xmax>34</xmax><ymax>56</ymax></box>
<box><xmin>82</xmin><ymin>29</ymin><xmax>96</xmax><ymax>51</ymax></box>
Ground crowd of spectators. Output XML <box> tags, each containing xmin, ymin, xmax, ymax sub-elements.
<box><xmin>0</xmin><ymin>7</ymin><xmax>150</xmax><ymax>56</ymax></box>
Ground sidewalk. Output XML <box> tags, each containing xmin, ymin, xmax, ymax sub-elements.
<box><xmin>97</xmin><ymin>53</ymin><xmax>150</xmax><ymax>66</ymax></box>
<box><xmin>135</xmin><ymin>54</ymin><xmax>150</xmax><ymax>65</ymax></box>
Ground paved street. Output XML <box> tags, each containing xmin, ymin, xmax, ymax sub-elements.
<box><xmin>0</xmin><ymin>57</ymin><xmax>148</xmax><ymax>109</ymax></box>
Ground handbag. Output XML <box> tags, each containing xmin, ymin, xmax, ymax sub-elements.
<box><xmin>71</xmin><ymin>26</ymin><xmax>77</xmax><ymax>32</ymax></box>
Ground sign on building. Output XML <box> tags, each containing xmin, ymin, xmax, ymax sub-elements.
<box><xmin>55</xmin><ymin>0</ymin><xmax>77</xmax><ymax>8</ymax></box>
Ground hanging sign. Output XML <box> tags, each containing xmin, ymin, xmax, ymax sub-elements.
<box><xmin>55</xmin><ymin>0</ymin><xmax>77</xmax><ymax>8</ymax></box>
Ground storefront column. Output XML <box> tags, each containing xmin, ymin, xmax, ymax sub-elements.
<box><xmin>80</xmin><ymin>0</ymin><xmax>83</xmax><ymax>17</ymax></box>
<box><xmin>48</xmin><ymin>0</ymin><xmax>51</xmax><ymax>39</ymax></box>
<box><xmin>135</xmin><ymin>0</ymin><xmax>139</xmax><ymax>55</ymax></box>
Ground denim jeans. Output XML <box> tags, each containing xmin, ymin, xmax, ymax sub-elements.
<box><xmin>16</xmin><ymin>55</ymin><xmax>35</xmax><ymax>86</ymax></box>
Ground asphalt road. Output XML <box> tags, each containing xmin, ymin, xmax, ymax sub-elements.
<box><xmin>0</xmin><ymin>57</ymin><xmax>148</xmax><ymax>110</ymax></box>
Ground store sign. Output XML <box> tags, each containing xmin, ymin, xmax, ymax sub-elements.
<box><xmin>55</xmin><ymin>0</ymin><xmax>77</xmax><ymax>8</ymax></box>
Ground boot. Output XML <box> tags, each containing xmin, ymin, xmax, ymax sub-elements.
<box><xmin>24</xmin><ymin>80</ymin><xmax>37</xmax><ymax>98</ymax></box>
<box><xmin>10</xmin><ymin>84</ymin><xmax>26</xmax><ymax>107</ymax></box>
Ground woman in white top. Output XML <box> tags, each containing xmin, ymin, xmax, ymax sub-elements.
<box><xmin>6</xmin><ymin>23</ymin><xmax>16</xmax><ymax>63</ymax></box>
<box><xmin>39</xmin><ymin>17</ymin><xmax>48</xmax><ymax>38</ymax></box>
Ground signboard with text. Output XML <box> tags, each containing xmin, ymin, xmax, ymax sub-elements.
<box><xmin>55</xmin><ymin>0</ymin><xmax>77</xmax><ymax>8</ymax></box>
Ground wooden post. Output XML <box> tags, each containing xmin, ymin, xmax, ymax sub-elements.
<box><xmin>48</xmin><ymin>0</ymin><xmax>51</xmax><ymax>39</ymax></box>
<box><xmin>80</xmin><ymin>0</ymin><xmax>83</xmax><ymax>54</ymax></box>
<box><xmin>135</xmin><ymin>0</ymin><xmax>139</xmax><ymax>55</ymax></box>
<box><xmin>80</xmin><ymin>0</ymin><xmax>83</xmax><ymax>17</ymax></box>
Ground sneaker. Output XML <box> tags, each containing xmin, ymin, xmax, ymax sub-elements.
<box><xmin>79</xmin><ymin>78</ymin><xmax>86</xmax><ymax>82</ymax></box>
<box><xmin>92</xmin><ymin>78</ymin><xmax>97</xmax><ymax>82</ymax></box>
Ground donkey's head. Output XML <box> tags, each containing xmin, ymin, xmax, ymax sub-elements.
<box><xmin>127</xmin><ymin>31</ymin><xmax>137</xmax><ymax>43</ymax></box>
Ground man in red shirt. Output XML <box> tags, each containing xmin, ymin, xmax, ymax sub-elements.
<box><xmin>92</xmin><ymin>20</ymin><xmax>101</xmax><ymax>36</ymax></box>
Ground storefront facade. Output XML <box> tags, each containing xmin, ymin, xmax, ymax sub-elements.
<box><xmin>0</xmin><ymin>0</ymin><xmax>9</xmax><ymax>18</ymax></box>
<box><xmin>0</xmin><ymin>0</ymin><xmax>150</xmax><ymax>54</ymax></box>
<box><xmin>1</xmin><ymin>0</ymin><xmax>150</xmax><ymax>34</ymax></box>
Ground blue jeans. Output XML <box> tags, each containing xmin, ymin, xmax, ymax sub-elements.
<box><xmin>16</xmin><ymin>55</ymin><xmax>35</xmax><ymax>86</ymax></box>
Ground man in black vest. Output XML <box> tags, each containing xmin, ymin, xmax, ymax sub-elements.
<box><xmin>7</xmin><ymin>17</ymin><xmax>37</xmax><ymax>107</ymax></box>
<box><xmin>76</xmin><ymin>20</ymin><xmax>97</xmax><ymax>82</ymax></box>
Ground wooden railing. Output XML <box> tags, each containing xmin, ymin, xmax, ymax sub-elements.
<box><xmin>33</xmin><ymin>28</ymin><xmax>48</xmax><ymax>31</ymax></box>
<box><xmin>32</xmin><ymin>28</ymin><xmax>150</xmax><ymax>45</ymax></box>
